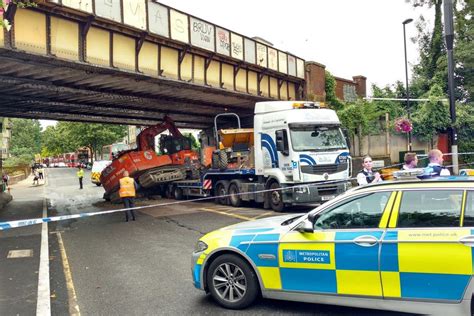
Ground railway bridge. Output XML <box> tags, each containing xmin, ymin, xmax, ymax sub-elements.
<box><xmin>0</xmin><ymin>0</ymin><xmax>365</xmax><ymax>128</ymax></box>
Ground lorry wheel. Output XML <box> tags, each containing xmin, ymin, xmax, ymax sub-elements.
<box><xmin>215</xmin><ymin>183</ymin><xmax>228</xmax><ymax>205</ymax></box>
<box><xmin>269</xmin><ymin>182</ymin><xmax>284</xmax><ymax>212</ymax></box>
<box><xmin>207</xmin><ymin>254</ymin><xmax>259</xmax><ymax>309</ymax></box>
<box><xmin>229</xmin><ymin>183</ymin><xmax>242</xmax><ymax>207</ymax></box>
<box><xmin>174</xmin><ymin>187</ymin><xmax>184</xmax><ymax>200</ymax></box>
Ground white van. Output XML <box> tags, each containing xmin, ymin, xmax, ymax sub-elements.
<box><xmin>91</xmin><ymin>160</ymin><xmax>111</xmax><ymax>186</ymax></box>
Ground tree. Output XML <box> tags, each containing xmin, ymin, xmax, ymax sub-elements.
<box><xmin>9</xmin><ymin>118</ymin><xmax>41</xmax><ymax>162</ymax></box>
<box><xmin>41</xmin><ymin>122</ymin><xmax>127</xmax><ymax>162</ymax></box>
<box><xmin>411</xmin><ymin>84</ymin><xmax>451</xmax><ymax>147</ymax></box>
<box><xmin>325</xmin><ymin>71</ymin><xmax>345</xmax><ymax>110</ymax></box>
<box><xmin>183</xmin><ymin>133</ymin><xmax>200</xmax><ymax>150</ymax></box>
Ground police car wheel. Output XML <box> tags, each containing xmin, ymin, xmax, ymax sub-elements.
<box><xmin>207</xmin><ymin>254</ymin><xmax>259</xmax><ymax>309</ymax></box>
<box><xmin>269</xmin><ymin>182</ymin><xmax>284</xmax><ymax>212</ymax></box>
<box><xmin>95</xmin><ymin>183</ymin><xmax>101</xmax><ymax>186</ymax></box>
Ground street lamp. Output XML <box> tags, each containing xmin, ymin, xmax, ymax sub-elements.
<box><xmin>403</xmin><ymin>18</ymin><xmax>413</xmax><ymax>151</ymax></box>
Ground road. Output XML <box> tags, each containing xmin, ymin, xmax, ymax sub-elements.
<box><xmin>0</xmin><ymin>168</ymin><xmax>408</xmax><ymax>315</ymax></box>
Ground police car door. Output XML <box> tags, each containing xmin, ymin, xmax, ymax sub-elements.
<box><xmin>381</xmin><ymin>188</ymin><xmax>472</xmax><ymax>302</ymax></box>
<box><xmin>278</xmin><ymin>191</ymin><xmax>395</xmax><ymax>296</ymax></box>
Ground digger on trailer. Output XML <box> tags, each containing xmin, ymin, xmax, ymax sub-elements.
<box><xmin>100</xmin><ymin>116</ymin><xmax>199</xmax><ymax>202</ymax></box>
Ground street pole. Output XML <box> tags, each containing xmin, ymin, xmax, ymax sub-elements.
<box><xmin>403</xmin><ymin>18</ymin><xmax>413</xmax><ymax>152</ymax></box>
<box><xmin>444</xmin><ymin>0</ymin><xmax>458</xmax><ymax>174</ymax></box>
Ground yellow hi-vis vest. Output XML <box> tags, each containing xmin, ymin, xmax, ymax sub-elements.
<box><xmin>119</xmin><ymin>177</ymin><xmax>136</xmax><ymax>198</ymax></box>
<box><xmin>77</xmin><ymin>169</ymin><xmax>84</xmax><ymax>178</ymax></box>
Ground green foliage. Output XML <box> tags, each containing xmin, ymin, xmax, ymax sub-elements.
<box><xmin>183</xmin><ymin>133</ymin><xmax>200</xmax><ymax>150</ymax></box>
<box><xmin>454</xmin><ymin>0</ymin><xmax>474</xmax><ymax>101</ymax></box>
<box><xmin>41</xmin><ymin>122</ymin><xmax>127</xmax><ymax>161</ymax></box>
<box><xmin>455</xmin><ymin>102</ymin><xmax>474</xmax><ymax>154</ymax></box>
<box><xmin>9</xmin><ymin>118</ymin><xmax>41</xmax><ymax>161</ymax></box>
<box><xmin>0</xmin><ymin>0</ymin><xmax>37</xmax><ymax>30</ymax></box>
<box><xmin>325</xmin><ymin>71</ymin><xmax>345</xmax><ymax>110</ymax></box>
<box><xmin>337</xmin><ymin>101</ymin><xmax>368</xmax><ymax>137</ymax></box>
<box><xmin>411</xmin><ymin>84</ymin><xmax>451</xmax><ymax>143</ymax></box>
<box><xmin>371</xmin><ymin>83</ymin><xmax>406</xmax><ymax>118</ymax></box>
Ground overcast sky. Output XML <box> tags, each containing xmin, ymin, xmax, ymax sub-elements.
<box><xmin>160</xmin><ymin>0</ymin><xmax>431</xmax><ymax>92</ymax></box>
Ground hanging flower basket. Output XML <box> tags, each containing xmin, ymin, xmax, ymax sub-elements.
<box><xmin>394</xmin><ymin>117</ymin><xmax>413</xmax><ymax>133</ymax></box>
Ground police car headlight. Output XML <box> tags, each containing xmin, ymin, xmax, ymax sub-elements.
<box><xmin>194</xmin><ymin>241</ymin><xmax>208</xmax><ymax>253</ymax></box>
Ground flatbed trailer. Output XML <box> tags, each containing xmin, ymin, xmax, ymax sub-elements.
<box><xmin>169</xmin><ymin>168</ymin><xmax>347</xmax><ymax>210</ymax></box>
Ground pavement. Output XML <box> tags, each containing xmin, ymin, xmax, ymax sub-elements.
<box><xmin>0</xmin><ymin>172</ymin><xmax>44</xmax><ymax>212</ymax></box>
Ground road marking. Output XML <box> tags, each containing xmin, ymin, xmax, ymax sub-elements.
<box><xmin>37</xmin><ymin>197</ymin><xmax>51</xmax><ymax>315</ymax></box>
<box><xmin>7</xmin><ymin>249</ymin><xmax>33</xmax><ymax>258</ymax></box>
<box><xmin>251</xmin><ymin>211</ymin><xmax>274</xmax><ymax>220</ymax></box>
<box><xmin>57</xmin><ymin>232</ymin><xmax>81</xmax><ymax>316</ymax></box>
<box><xmin>200</xmin><ymin>208</ymin><xmax>254</xmax><ymax>221</ymax></box>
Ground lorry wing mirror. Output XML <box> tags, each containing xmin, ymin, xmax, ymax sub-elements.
<box><xmin>275</xmin><ymin>130</ymin><xmax>289</xmax><ymax>156</ymax></box>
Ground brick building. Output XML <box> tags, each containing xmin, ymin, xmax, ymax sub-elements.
<box><xmin>305</xmin><ymin>61</ymin><xmax>366</xmax><ymax>104</ymax></box>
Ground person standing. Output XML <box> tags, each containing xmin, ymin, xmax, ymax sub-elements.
<box><xmin>77</xmin><ymin>166</ymin><xmax>84</xmax><ymax>189</ymax></box>
<box><xmin>119</xmin><ymin>171</ymin><xmax>137</xmax><ymax>222</ymax></box>
<box><xmin>357</xmin><ymin>156</ymin><xmax>383</xmax><ymax>185</ymax></box>
<box><xmin>33</xmin><ymin>170</ymin><xmax>39</xmax><ymax>186</ymax></box>
<box><xmin>419</xmin><ymin>149</ymin><xmax>450</xmax><ymax>178</ymax></box>
<box><xmin>38</xmin><ymin>166</ymin><xmax>44</xmax><ymax>180</ymax></box>
<box><xmin>402</xmin><ymin>152</ymin><xmax>418</xmax><ymax>170</ymax></box>
<box><xmin>2</xmin><ymin>173</ymin><xmax>9</xmax><ymax>187</ymax></box>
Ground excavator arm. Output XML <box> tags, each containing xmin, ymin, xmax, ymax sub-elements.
<box><xmin>137</xmin><ymin>116</ymin><xmax>183</xmax><ymax>151</ymax></box>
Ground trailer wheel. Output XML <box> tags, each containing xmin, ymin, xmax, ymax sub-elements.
<box><xmin>269</xmin><ymin>182</ymin><xmax>284</xmax><ymax>212</ymax></box>
<box><xmin>174</xmin><ymin>187</ymin><xmax>184</xmax><ymax>200</ymax></box>
<box><xmin>229</xmin><ymin>183</ymin><xmax>242</xmax><ymax>207</ymax></box>
<box><xmin>215</xmin><ymin>183</ymin><xmax>228</xmax><ymax>205</ymax></box>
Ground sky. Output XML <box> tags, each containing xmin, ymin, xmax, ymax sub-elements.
<box><xmin>159</xmin><ymin>0</ymin><xmax>431</xmax><ymax>91</ymax></box>
<box><xmin>41</xmin><ymin>0</ymin><xmax>432</xmax><ymax>129</ymax></box>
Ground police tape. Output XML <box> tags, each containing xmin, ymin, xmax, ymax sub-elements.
<box><xmin>1</xmin><ymin>159</ymin><xmax>473</xmax><ymax>231</ymax></box>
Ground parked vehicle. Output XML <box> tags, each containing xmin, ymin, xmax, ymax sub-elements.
<box><xmin>192</xmin><ymin>177</ymin><xmax>474</xmax><ymax>314</ymax></box>
<box><xmin>91</xmin><ymin>160</ymin><xmax>111</xmax><ymax>186</ymax></box>
<box><xmin>167</xmin><ymin>101</ymin><xmax>351</xmax><ymax>211</ymax></box>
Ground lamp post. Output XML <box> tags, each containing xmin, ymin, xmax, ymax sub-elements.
<box><xmin>403</xmin><ymin>18</ymin><xmax>413</xmax><ymax>152</ymax></box>
<box><xmin>443</xmin><ymin>0</ymin><xmax>458</xmax><ymax>174</ymax></box>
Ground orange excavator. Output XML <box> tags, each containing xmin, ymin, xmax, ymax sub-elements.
<box><xmin>100</xmin><ymin>116</ymin><xmax>199</xmax><ymax>201</ymax></box>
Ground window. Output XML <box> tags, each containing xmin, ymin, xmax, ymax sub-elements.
<box><xmin>463</xmin><ymin>191</ymin><xmax>474</xmax><ymax>227</ymax></box>
<box><xmin>398</xmin><ymin>190</ymin><xmax>463</xmax><ymax>228</ymax></box>
<box><xmin>289</xmin><ymin>124</ymin><xmax>347</xmax><ymax>152</ymax></box>
<box><xmin>314</xmin><ymin>192</ymin><xmax>391</xmax><ymax>230</ymax></box>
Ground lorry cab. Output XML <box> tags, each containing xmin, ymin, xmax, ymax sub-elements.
<box><xmin>254</xmin><ymin>101</ymin><xmax>351</xmax><ymax>204</ymax></box>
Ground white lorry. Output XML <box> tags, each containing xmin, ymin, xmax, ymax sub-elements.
<box><xmin>168</xmin><ymin>101</ymin><xmax>352</xmax><ymax>211</ymax></box>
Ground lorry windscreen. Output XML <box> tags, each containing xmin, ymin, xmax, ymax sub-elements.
<box><xmin>289</xmin><ymin>125</ymin><xmax>347</xmax><ymax>152</ymax></box>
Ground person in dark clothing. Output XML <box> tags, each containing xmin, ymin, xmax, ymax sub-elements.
<box><xmin>357</xmin><ymin>156</ymin><xmax>383</xmax><ymax>186</ymax></box>
<box><xmin>418</xmin><ymin>149</ymin><xmax>450</xmax><ymax>179</ymax></box>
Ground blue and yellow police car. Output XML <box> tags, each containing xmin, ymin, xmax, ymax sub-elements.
<box><xmin>191</xmin><ymin>177</ymin><xmax>474</xmax><ymax>314</ymax></box>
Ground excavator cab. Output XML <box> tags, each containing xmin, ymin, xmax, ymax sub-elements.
<box><xmin>159</xmin><ymin>134</ymin><xmax>192</xmax><ymax>155</ymax></box>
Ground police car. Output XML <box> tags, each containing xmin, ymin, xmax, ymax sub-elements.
<box><xmin>191</xmin><ymin>177</ymin><xmax>474</xmax><ymax>315</ymax></box>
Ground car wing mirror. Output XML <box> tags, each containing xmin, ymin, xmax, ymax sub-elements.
<box><xmin>296</xmin><ymin>218</ymin><xmax>314</xmax><ymax>233</ymax></box>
